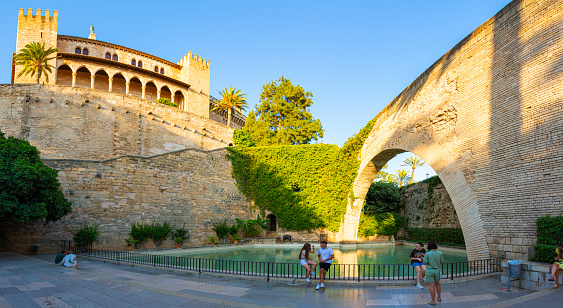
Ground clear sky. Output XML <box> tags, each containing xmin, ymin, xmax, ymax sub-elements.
<box><xmin>1</xmin><ymin>0</ymin><xmax>512</xmax><ymax>181</ymax></box>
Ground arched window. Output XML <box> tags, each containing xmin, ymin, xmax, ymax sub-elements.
<box><xmin>154</xmin><ymin>66</ymin><xmax>159</xmax><ymax>72</ymax></box>
<box><xmin>82</xmin><ymin>49</ymin><xmax>88</xmax><ymax>55</ymax></box>
<box><xmin>105</xmin><ymin>52</ymin><xmax>111</xmax><ymax>59</ymax></box>
<box><xmin>112</xmin><ymin>54</ymin><xmax>118</xmax><ymax>61</ymax></box>
<box><xmin>138</xmin><ymin>61</ymin><xmax>143</xmax><ymax>68</ymax></box>
<box><xmin>131</xmin><ymin>59</ymin><xmax>136</xmax><ymax>66</ymax></box>
<box><xmin>160</xmin><ymin>68</ymin><xmax>164</xmax><ymax>74</ymax></box>
<box><xmin>75</xmin><ymin>47</ymin><xmax>81</xmax><ymax>54</ymax></box>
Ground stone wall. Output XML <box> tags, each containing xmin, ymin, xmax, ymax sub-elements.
<box><xmin>400</xmin><ymin>181</ymin><xmax>460</xmax><ymax>229</ymax></box>
<box><xmin>0</xmin><ymin>148</ymin><xmax>251</xmax><ymax>254</ymax></box>
<box><xmin>344</xmin><ymin>0</ymin><xmax>563</xmax><ymax>261</ymax></box>
<box><xmin>0</xmin><ymin>84</ymin><xmax>233</xmax><ymax>160</ymax></box>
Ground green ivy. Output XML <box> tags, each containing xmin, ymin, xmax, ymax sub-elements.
<box><xmin>532</xmin><ymin>244</ymin><xmax>557</xmax><ymax>263</ymax></box>
<box><xmin>358</xmin><ymin>212</ymin><xmax>405</xmax><ymax>237</ymax></box>
<box><xmin>226</xmin><ymin>117</ymin><xmax>378</xmax><ymax>232</ymax></box>
<box><xmin>156</xmin><ymin>98</ymin><xmax>178</xmax><ymax>107</ymax></box>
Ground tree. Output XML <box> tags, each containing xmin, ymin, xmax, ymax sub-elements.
<box><xmin>393</xmin><ymin>170</ymin><xmax>411</xmax><ymax>187</ymax></box>
<box><xmin>364</xmin><ymin>181</ymin><xmax>400</xmax><ymax>214</ymax></box>
<box><xmin>14</xmin><ymin>42</ymin><xmax>59</xmax><ymax>84</ymax></box>
<box><xmin>243</xmin><ymin>77</ymin><xmax>324</xmax><ymax>146</ymax></box>
<box><xmin>0</xmin><ymin>130</ymin><xmax>71</xmax><ymax>222</ymax></box>
<box><xmin>212</xmin><ymin>87</ymin><xmax>248</xmax><ymax>128</ymax></box>
<box><xmin>232</xmin><ymin>130</ymin><xmax>256</xmax><ymax>147</ymax></box>
<box><xmin>401</xmin><ymin>156</ymin><xmax>426</xmax><ymax>184</ymax></box>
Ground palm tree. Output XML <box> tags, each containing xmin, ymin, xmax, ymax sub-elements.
<box><xmin>393</xmin><ymin>170</ymin><xmax>411</xmax><ymax>187</ymax></box>
<box><xmin>401</xmin><ymin>156</ymin><xmax>426</xmax><ymax>184</ymax></box>
<box><xmin>14</xmin><ymin>42</ymin><xmax>59</xmax><ymax>84</ymax></box>
<box><xmin>212</xmin><ymin>87</ymin><xmax>248</xmax><ymax>128</ymax></box>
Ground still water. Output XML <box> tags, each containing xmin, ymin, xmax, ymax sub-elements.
<box><xmin>163</xmin><ymin>244</ymin><xmax>467</xmax><ymax>265</ymax></box>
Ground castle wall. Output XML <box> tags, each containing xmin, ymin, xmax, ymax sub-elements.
<box><xmin>400</xmin><ymin>182</ymin><xmax>460</xmax><ymax>229</ymax></box>
<box><xmin>0</xmin><ymin>148</ymin><xmax>251</xmax><ymax>254</ymax></box>
<box><xmin>0</xmin><ymin>84</ymin><xmax>233</xmax><ymax>160</ymax></box>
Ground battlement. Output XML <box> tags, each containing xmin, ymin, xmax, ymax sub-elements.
<box><xmin>19</xmin><ymin>8</ymin><xmax>58</xmax><ymax>19</ymax></box>
<box><xmin>178</xmin><ymin>51</ymin><xmax>210</xmax><ymax>68</ymax></box>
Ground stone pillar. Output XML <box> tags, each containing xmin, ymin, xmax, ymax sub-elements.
<box><xmin>71</xmin><ymin>73</ymin><xmax>76</xmax><ymax>87</ymax></box>
<box><xmin>141</xmin><ymin>85</ymin><xmax>146</xmax><ymax>99</ymax></box>
<box><xmin>157</xmin><ymin>90</ymin><xmax>161</xmax><ymax>100</ymax></box>
<box><xmin>90</xmin><ymin>75</ymin><xmax>95</xmax><ymax>89</ymax></box>
<box><xmin>125</xmin><ymin>82</ymin><xmax>130</xmax><ymax>95</ymax></box>
<box><xmin>171</xmin><ymin>93</ymin><xmax>175</xmax><ymax>104</ymax></box>
<box><xmin>108</xmin><ymin>78</ymin><xmax>113</xmax><ymax>92</ymax></box>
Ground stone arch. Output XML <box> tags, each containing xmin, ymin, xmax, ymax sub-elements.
<box><xmin>56</xmin><ymin>64</ymin><xmax>73</xmax><ymax>86</ymax></box>
<box><xmin>174</xmin><ymin>90</ymin><xmax>185</xmax><ymax>110</ymax></box>
<box><xmin>145</xmin><ymin>81</ymin><xmax>158</xmax><ymax>102</ymax></box>
<box><xmin>75</xmin><ymin>66</ymin><xmax>91</xmax><ymax>88</ymax></box>
<box><xmin>129</xmin><ymin>77</ymin><xmax>142</xmax><ymax>97</ymax></box>
<box><xmin>112</xmin><ymin>73</ymin><xmax>126</xmax><ymax>95</ymax></box>
<box><xmin>93</xmin><ymin>69</ymin><xmax>109</xmax><ymax>91</ymax></box>
<box><xmin>160</xmin><ymin>85</ymin><xmax>172</xmax><ymax>101</ymax></box>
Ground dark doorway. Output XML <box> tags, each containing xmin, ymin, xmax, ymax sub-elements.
<box><xmin>266</xmin><ymin>214</ymin><xmax>277</xmax><ymax>231</ymax></box>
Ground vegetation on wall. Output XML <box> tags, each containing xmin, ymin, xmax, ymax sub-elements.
<box><xmin>0</xmin><ymin>130</ymin><xmax>72</xmax><ymax>223</ymax></box>
<box><xmin>358</xmin><ymin>181</ymin><xmax>405</xmax><ymax>237</ymax></box>
<box><xmin>532</xmin><ymin>214</ymin><xmax>563</xmax><ymax>263</ymax></box>
<box><xmin>406</xmin><ymin>228</ymin><xmax>465</xmax><ymax>246</ymax></box>
<box><xmin>227</xmin><ymin>117</ymin><xmax>378</xmax><ymax>232</ymax></box>
<box><xmin>156</xmin><ymin>98</ymin><xmax>178</xmax><ymax>107</ymax></box>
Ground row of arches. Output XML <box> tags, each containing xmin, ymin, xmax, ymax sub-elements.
<box><xmin>56</xmin><ymin>64</ymin><xmax>185</xmax><ymax>107</ymax></box>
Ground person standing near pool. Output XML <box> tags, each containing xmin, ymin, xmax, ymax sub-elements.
<box><xmin>298</xmin><ymin>243</ymin><xmax>317</xmax><ymax>283</ymax></box>
<box><xmin>316</xmin><ymin>240</ymin><xmax>334</xmax><ymax>290</ymax></box>
<box><xmin>423</xmin><ymin>241</ymin><xmax>444</xmax><ymax>305</ymax></box>
<box><xmin>409</xmin><ymin>242</ymin><xmax>426</xmax><ymax>289</ymax></box>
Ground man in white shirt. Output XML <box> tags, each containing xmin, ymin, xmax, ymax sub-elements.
<box><xmin>316</xmin><ymin>240</ymin><xmax>334</xmax><ymax>290</ymax></box>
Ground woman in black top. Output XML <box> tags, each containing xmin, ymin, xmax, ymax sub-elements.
<box><xmin>410</xmin><ymin>242</ymin><xmax>426</xmax><ymax>289</ymax></box>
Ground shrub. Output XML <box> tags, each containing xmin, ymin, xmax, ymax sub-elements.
<box><xmin>130</xmin><ymin>221</ymin><xmax>152</xmax><ymax>248</ymax></box>
<box><xmin>236</xmin><ymin>216</ymin><xmax>268</xmax><ymax>237</ymax></box>
<box><xmin>232</xmin><ymin>130</ymin><xmax>255</xmax><ymax>147</ymax></box>
<box><xmin>364</xmin><ymin>181</ymin><xmax>401</xmax><ymax>214</ymax></box>
<box><xmin>532</xmin><ymin>244</ymin><xmax>557</xmax><ymax>263</ymax></box>
<box><xmin>156</xmin><ymin>98</ymin><xmax>178</xmax><ymax>107</ymax></box>
<box><xmin>212</xmin><ymin>220</ymin><xmax>231</xmax><ymax>243</ymax></box>
<box><xmin>536</xmin><ymin>214</ymin><xmax>563</xmax><ymax>246</ymax></box>
<box><xmin>406</xmin><ymin>228</ymin><xmax>465</xmax><ymax>245</ymax></box>
<box><xmin>172</xmin><ymin>225</ymin><xmax>189</xmax><ymax>244</ymax></box>
<box><xmin>73</xmin><ymin>223</ymin><xmax>100</xmax><ymax>247</ymax></box>
<box><xmin>358</xmin><ymin>212</ymin><xmax>405</xmax><ymax>237</ymax></box>
<box><xmin>150</xmin><ymin>222</ymin><xmax>174</xmax><ymax>249</ymax></box>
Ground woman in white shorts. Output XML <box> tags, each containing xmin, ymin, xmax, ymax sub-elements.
<box><xmin>298</xmin><ymin>243</ymin><xmax>317</xmax><ymax>283</ymax></box>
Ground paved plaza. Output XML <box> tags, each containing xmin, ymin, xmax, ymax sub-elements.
<box><xmin>0</xmin><ymin>252</ymin><xmax>562</xmax><ymax>307</ymax></box>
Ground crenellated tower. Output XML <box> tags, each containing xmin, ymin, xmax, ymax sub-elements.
<box><xmin>178</xmin><ymin>51</ymin><xmax>210</xmax><ymax>117</ymax></box>
<box><xmin>14</xmin><ymin>8</ymin><xmax>59</xmax><ymax>84</ymax></box>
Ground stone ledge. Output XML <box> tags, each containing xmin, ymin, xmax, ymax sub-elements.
<box><xmin>501</xmin><ymin>260</ymin><xmax>561</xmax><ymax>290</ymax></box>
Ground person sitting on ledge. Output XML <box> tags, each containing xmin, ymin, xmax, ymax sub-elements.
<box><xmin>548</xmin><ymin>242</ymin><xmax>563</xmax><ymax>288</ymax></box>
<box><xmin>56</xmin><ymin>251</ymin><xmax>78</xmax><ymax>269</ymax></box>
<box><xmin>55</xmin><ymin>250</ymin><xmax>66</xmax><ymax>264</ymax></box>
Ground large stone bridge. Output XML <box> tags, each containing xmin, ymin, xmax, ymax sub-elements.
<box><xmin>337</xmin><ymin>0</ymin><xmax>563</xmax><ymax>261</ymax></box>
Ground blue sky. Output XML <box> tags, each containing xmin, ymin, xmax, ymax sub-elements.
<box><xmin>1</xmin><ymin>1</ymin><xmax>512</xmax><ymax>181</ymax></box>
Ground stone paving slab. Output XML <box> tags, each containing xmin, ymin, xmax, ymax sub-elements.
<box><xmin>1</xmin><ymin>252</ymin><xmax>563</xmax><ymax>307</ymax></box>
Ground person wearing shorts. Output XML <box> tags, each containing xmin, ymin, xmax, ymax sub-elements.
<box><xmin>298</xmin><ymin>243</ymin><xmax>317</xmax><ymax>283</ymax></box>
<box><xmin>423</xmin><ymin>241</ymin><xmax>443</xmax><ymax>305</ymax></box>
<box><xmin>409</xmin><ymin>242</ymin><xmax>426</xmax><ymax>289</ymax></box>
<box><xmin>316</xmin><ymin>241</ymin><xmax>334</xmax><ymax>290</ymax></box>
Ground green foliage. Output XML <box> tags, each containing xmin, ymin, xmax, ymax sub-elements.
<box><xmin>242</xmin><ymin>77</ymin><xmax>324</xmax><ymax>146</ymax></box>
<box><xmin>0</xmin><ymin>130</ymin><xmax>72</xmax><ymax>222</ymax></box>
<box><xmin>14</xmin><ymin>41</ymin><xmax>59</xmax><ymax>84</ymax></box>
<box><xmin>358</xmin><ymin>212</ymin><xmax>405</xmax><ymax>237</ymax></box>
<box><xmin>212</xmin><ymin>220</ymin><xmax>231</xmax><ymax>243</ymax></box>
<box><xmin>124</xmin><ymin>238</ymin><xmax>136</xmax><ymax>246</ymax></box>
<box><xmin>73</xmin><ymin>223</ymin><xmax>100</xmax><ymax>247</ymax></box>
<box><xmin>406</xmin><ymin>228</ymin><xmax>465</xmax><ymax>245</ymax></box>
<box><xmin>156</xmin><ymin>98</ymin><xmax>178</xmax><ymax>107</ymax></box>
<box><xmin>227</xmin><ymin>117</ymin><xmax>378</xmax><ymax>232</ymax></box>
<box><xmin>208</xmin><ymin>236</ymin><xmax>217</xmax><ymax>244</ymax></box>
<box><xmin>235</xmin><ymin>216</ymin><xmax>268</xmax><ymax>237</ymax></box>
<box><xmin>232</xmin><ymin>130</ymin><xmax>256</xmax><ymax>147</ymax></box>
<box><xmin>150</xmin><ymin>222</ymin><xmax>175</xmax><ymax>249</ymax></box>
<box><xmin>531</xmin><ymin>214</ymin><xmax>563</xmax><ymax>263</ymax></box>
<box><xmin>129</xmin><ymin>221</ymin><xmax>152</xmax><ymax>247</ymax></box>
<box><xmin>172</xmin><ymin>226</ymin><xmax>189</xmax><ymax>244</ymax></box>
<box><xmin>532</xmin><ymin>244</ymin><xmax>557</xmax><ymax>263</ymax></box>
<box><xmin>364</xmin><ymin>181</ymin><xmax>401</xmax><ymax>214</ymax></box>
<box><xmin>536</xmin><ymin>214</ymin><xmax>563</xmax><ymax>246</ymax></box>
<box><xmin>213</xmin><ymin>87</ymin><xmax>248</xmax><ymax>127</ymax></box>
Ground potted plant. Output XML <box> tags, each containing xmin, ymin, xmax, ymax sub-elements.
<box><xmin>208</xmin><ymin>236</ymin><xmax>217</xmax><ymax>245</ymax></box>
<box><xmin>130</xmin><ymin>221</ymin><xmax>151</xmax><ymax>249</ymax></box>
<box><xmin>212</xmin><ymin>220</ymin><xmax>230</xmax><ymax>243</ymax></box>
<box><xmin>233</xmin><ymin>234</ymin><xmax>242</xmax><ymax>244</ymax></box>
<box><xmin>172</xmin><ymin>226</ymin><xmax>189</xmax><ymax>248</ymax></box>
<box><xmin>150</xmin><ymin>221</ymin><xmax>174</xmax><ymax>249</ymax></box>
<box><xmin>124</xmin><ymin>238</ymin><xmax>136</xmax><ymax>251</ymax></box>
